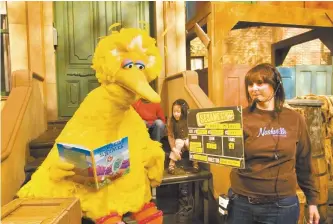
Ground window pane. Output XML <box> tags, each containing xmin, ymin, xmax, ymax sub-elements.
<box><xmin>315</xmin><ymin>72</ymin><xmax>326</xmax><ymax>95</ymax></box>
<box><xmin>297</xmin><ymin>71</ymin><xmax>311</xmax><ymax>96</ymax></box>
<box><xmin>1</xmin><ymin>3</ymin><xmax>11</xmax><ymax>96</ymax></box>
<box><xmin>191</xmin><ymin>58</ymin><xmax>203</xmax><ymax>70</ymax></box>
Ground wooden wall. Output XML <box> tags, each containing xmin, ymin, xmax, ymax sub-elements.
<box><xmin>207</xmin><ymin>1</ymin><xmax>333</xmax><ymax>107</ymax></box>
<box><xmin>7</xmin><ymin>1</ymin><xmax>57</xmax><ymax>120</ymax></box>
<box><xmin>186</xmin><ymin>1</ymin><xmax>210</xmax><ymax>22</ymax></box>
<box><xmin>186</xmin><ymin>1</ymin><xmax>333</xmax><ymax>21</ymax></box>
<box><xmin>154</xmin><ymin>2</ymin><xmax>186</xmax><ymax>93</ymax></box>
<box><xmin>257</xmin><ymin>1</ymin><xmax>333</xmax><ymax>9</ymax></box>
<box><xmin>1</xmin><ymin>70</ymin><xmax>47</xmax><ymax>206</ymax></box>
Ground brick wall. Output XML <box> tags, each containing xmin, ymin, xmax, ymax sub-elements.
<box><xmin>222</xmin><ymin>27</ymin><xmax>275</xmax><ymax>65</ymax></box>
<box><xmin>190</xmin><ymin>27</ymin><xmax>331</xmax><ymax>67</ymax></box>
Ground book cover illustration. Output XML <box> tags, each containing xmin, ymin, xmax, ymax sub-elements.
<box><xmin>57</xmin><ymin>136</ymin><xmax>130</xmax><ymax>190</ymax></box>
<box><xmin>93</xmin><ymin>137</ymin><xmax>130</xmax><ymax>189</ymax></box>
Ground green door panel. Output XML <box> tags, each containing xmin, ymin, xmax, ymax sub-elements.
<box><xmin>95</xmin><ymin>1</ymin><xmax>149</xmax><ymax>36</ymax></box>
<box><xmin>55</xmin><ymin>1</ymin><xmax>151</xmax><ymax>117</ymax></box>
<box><xmin>96</xmin><ymin>1</ymin><xmax>120</xmax><ymax>38</ymax></box>
<box><xmin>117</xmin><ymin>2</ymin><xmax>149</xmax><ymax>29</ymax></box>
<box><xmin>67</xmin><ymin>2</ymin><xmax>95</xmax><ymax>65</ymax></box>
<box><xmin>67</xmin><ymin>81</ymin><xmax>80</xmax><ymax>106</ymax></box>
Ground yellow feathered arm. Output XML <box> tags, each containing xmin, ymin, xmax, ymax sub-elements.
<box><xmin>142</xmin><ymin>139</ymin><xmax>165</xmax><ymax>187</ymax></box>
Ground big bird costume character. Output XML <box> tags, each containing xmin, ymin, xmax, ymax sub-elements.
<box><xmin>17</xmin><ymin>27</ymin><xmax>165</xmax><ymax>224</ymax></box>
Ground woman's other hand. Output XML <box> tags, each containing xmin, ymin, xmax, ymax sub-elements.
<box><xmin>307</xmin><ymin>205</ymin><xmax>320</xmax><ymax>224</ymax></box>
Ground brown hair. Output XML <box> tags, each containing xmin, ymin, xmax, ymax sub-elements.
<box><xmin>171</xmin><ymin>99</ymin><xmax>189</xmax><ymax>120</ymax></box>
<box><xmin>170</xmin><ymin>99</ymin><xmax>189</xmax><ymax>134</ymax></box>
<box><xmin>245</xmin><ymin>63</ymin><xmax>285</xmax><ymax>112</ymax></box>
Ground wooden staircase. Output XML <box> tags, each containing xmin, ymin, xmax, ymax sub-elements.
<box><xmin>24</xmin><ymin>120</ymin><xmax>68</xmax><ymax>185</ymax></box>
<box><xmin>29</xmin><ymin>120</ymin><xmax>67</xmax><ymax>158</ymax></box>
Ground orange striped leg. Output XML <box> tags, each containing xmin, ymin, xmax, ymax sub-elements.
<box><xmin>131</xmin><ymin>202</ymin><xmax>163</xmax><ymax>224</ymax></box>
<box><xmin>95</xmin><ymin>212</ymin><xmax>124</xmax><ymax>224</ymax></box>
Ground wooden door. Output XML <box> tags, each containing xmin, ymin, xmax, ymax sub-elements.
<box><xmin>55</xmin><ymin>1</ymin><xmax>150</xmax><ymax>117</ymax></box>
<box><xmin>296</xmin><ymin>65</ymin><xmax>332</xmax><ymax>97</ymax></box>
<box><xmin>277</xmin><ymin>66</ymin><xmax>296</xmax><ymax>99</ymax></box>
<box><xmin>223</xmin><ymin>64</ymin><xmax>251</xmax><ymax>107</ymax></box>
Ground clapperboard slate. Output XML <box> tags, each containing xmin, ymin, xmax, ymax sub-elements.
<box><xmin>187</xmin><ymin>106</ymin><xmax>245</xmax><ymax>169</ymax></box>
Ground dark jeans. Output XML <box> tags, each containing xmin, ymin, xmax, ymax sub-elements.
<box><xmin>145</xmin><ymin>119</ymin><xmax>165</xmax><ymax>142</ymax></box>
<box><xmin>227</xmin><ymin>194</ymin><xmax>299</xmax><ymax>224</ymax></box>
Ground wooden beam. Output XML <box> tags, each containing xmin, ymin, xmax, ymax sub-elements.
<box><xmin>271</xmin><ymin>29</ymin><xmax>320</xmax><ymax>66</ymax></box>
<box><xmin>326</xmin><ymin>12</ymin><xmax>333</xmax><ymax>26</ymax></box>
<box><xmin>194</xmin><ymin>23</ymin><xmax>211</xmax><ymax>48</ymax></box>
<box><xmin>271</xmin><ymin>47</ymin><xmax>291</xmax><ymax>67</ymax></box>
<box><xmin>186</xmin><ymin>2</ymin><xmax>211</xmax><ymax>39</ymax></box>
<box><xmin>162</xmin><ymin>2</ymin><xmax>186</xmax><ymax>76</ymax></box>
<box><xmin>214</xmin><ymin>2</ymin><xmax>333</xmax><ymax>28</ymax></box>
<box><xmin>185</xmin><ymin>2</ymin><xmax>211</xmax><ymax>31</ymax></box>
<box><xmin>153</xmin><ymin>1</ymin><xmax>165</xmax><ymax>94</ymax></box>
<box><xmin>186</xmin><ymin>40</ymin><xmax>191</xmax><ymax>70</ymax></box>
<box><xmin>208</xmin><ymin>3</ymin><xmax>239</xmax><ymax>106</ymax></box>
<box><xmin>163</xmin><ymin>2</ymin><xmax>177</xmax><ymax>76</ymax></box>
<box><xmin>319</xmin><ymin>29</ymin><xmax>333</xmax><ymax>55</ymax></box>
<box><xmin>187</xmin><ymin>24</ymin><xmax>207</xmax><ymax>41</ymax></box>
<box><xmin>273</xmin><ymin>29</ymin><xmax>321</xmax><ymax>50</ymax></box>
<box><xmin>175</xmin><ymin>2</ymin><xmax>186</xmax><ymax>73</ymax></box>
<box><xmin>232</xmin><ymin>21</ymin><xmax>331</xmax><ymax>30</ymax></box>
<box><xmin>271</xmin><ymin>28</ymin><xmax>333</xmax><ymax>65</ymax></box>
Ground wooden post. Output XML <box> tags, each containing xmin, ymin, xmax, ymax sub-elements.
<box><xmin>153</xmin><ymin>1</ymin><xmax>186</xmax><ymax>93</ymax></box>
<box><xmin>194</xmin><ymin>23</ymin><xmax>210</xmax><ymax>48</ymax></box>
<box><xmin>288</xmin><ymin>100</ymin><xmax>324</xmax><ymax>155</ymax></box>
<box><xmin>287</xmin><ymin>99</ymin><xmax>328</xmax><ymax>224</ymax></box>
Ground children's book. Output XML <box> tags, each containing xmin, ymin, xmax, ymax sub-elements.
<box><xmin>57</xmin><ymin>136</ymin><xmax>130</xmax><ymax>190</ymax></box>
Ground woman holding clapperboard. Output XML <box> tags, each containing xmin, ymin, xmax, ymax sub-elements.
<box><xmin>227</xmin><ymin>63</ymin><xmax>320</xmax><ymax>224</ymax></box>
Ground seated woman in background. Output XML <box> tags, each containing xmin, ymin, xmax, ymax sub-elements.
<box><xmin>133</xmin><ymin>98</ymin><xmax>166</xmax><ymax>142</ymax></box>
<box><xmin>167</xmin><ymin>99</ymin><xmax>199</xmax><ymax>174</ymax></box>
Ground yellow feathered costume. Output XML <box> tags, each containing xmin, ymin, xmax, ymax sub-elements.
<box><xmin>17</xmin><ymin>28</ymin><xmax>165</xmax><ymax>224</ymax></box>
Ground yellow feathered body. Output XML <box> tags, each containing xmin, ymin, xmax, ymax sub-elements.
<box><xmin>18</xmin><ymin>86</ymin><xmax>165</xmax><ymax>219</ymax></box>
<box><xmin>17</xmin><ymin>27</ymin><xmax>165</xmax><ymax>220</ymax></box>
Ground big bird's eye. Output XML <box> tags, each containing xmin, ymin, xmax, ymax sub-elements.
<box><xmin>122</xmin><ymin>61</ymin><xmax>134</xmax><ymax>69</ymax></box>
<box><xmin>135</xmin><ymin>62</ymin><xmax>145</xmax><ymax>70</ymax></box>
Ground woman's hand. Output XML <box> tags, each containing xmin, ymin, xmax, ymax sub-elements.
<box><xmin>307</xmin><ymin>205</ymin><xmax>320</xmax><ymax>224</ymax></box>
<box><xmin>172</xmin><ymin>147</ymin><xmax>182</xmax><ymax>160</ymax></box>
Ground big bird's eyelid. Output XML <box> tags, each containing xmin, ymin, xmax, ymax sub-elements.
<box><xmin>134</xmin><ymin>62</ymin><xmax>145</xmax><ymax>70</ymax></box>
<box><xmin>135</xmin><ymin>62</ymin><xmax>145</xmax><ymax>66</ymax></box>
<box><xmin>122</xmin><ymin>61</ymin><xmax>134</xmax><ymax>69</ymax></box>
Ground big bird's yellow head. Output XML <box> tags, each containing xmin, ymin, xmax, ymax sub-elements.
<box><xmin>92</xmin><ymin>28</ymin><xmax>162</xmax><ymax>103</ymax></box>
